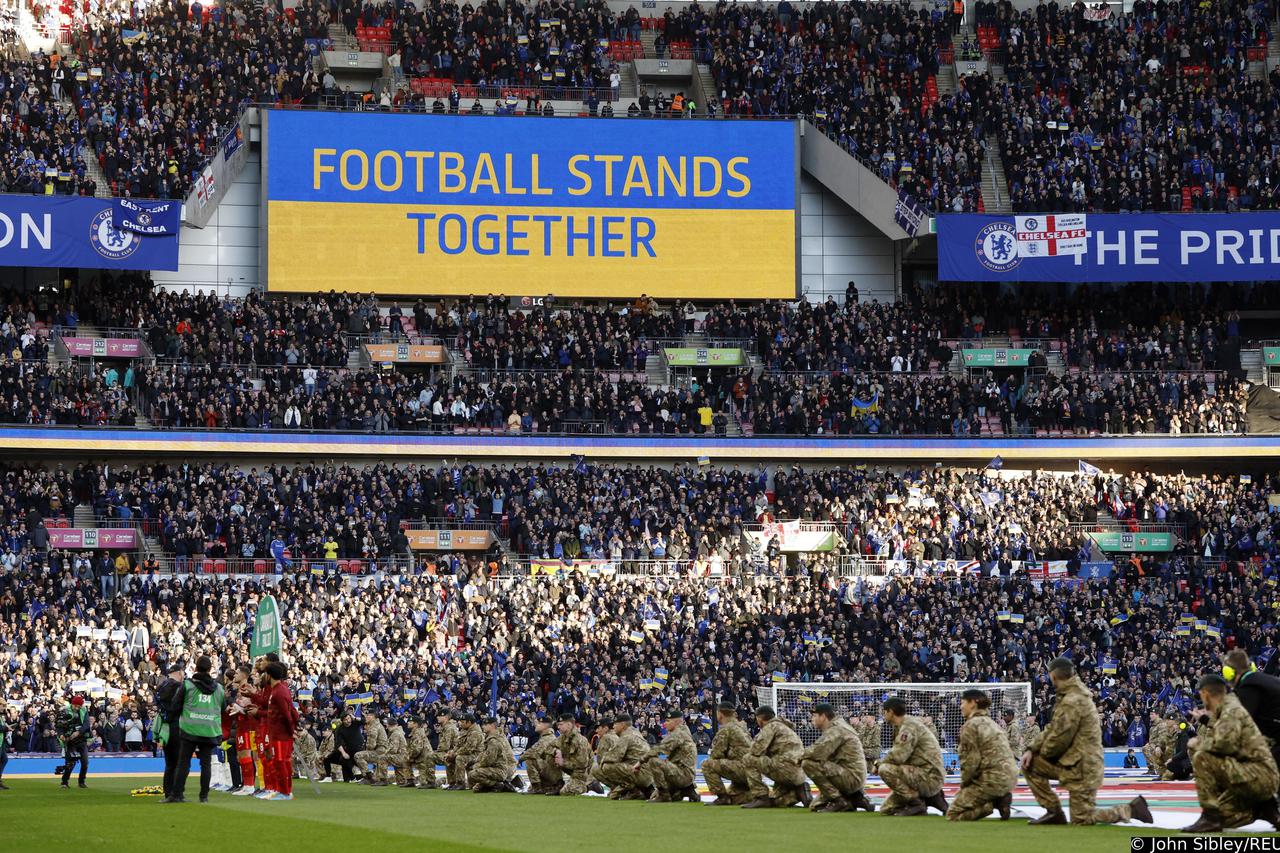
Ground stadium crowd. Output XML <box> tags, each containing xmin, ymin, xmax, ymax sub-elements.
<box><xmin>0</xmin><ymin>458</ymin><xmax>1273</xmax><ymax>573</ymax></box>
<box><xmin>0</xmin><ymin>551</ymin><xmax>1268</xmax><ymax>761</ymax></box>
<box><xmin>4</xmin><ymin>0</ymin><xmax>1280</xmax><ymax>214</ymax></box>
<box><xmin>0</xmin><ymin>279</ymin><xmax>1252</xmax><ymax>438</ymax></box>
<box><xmin>991</xmin><ymin>0</ymin><xmax>1280</xmax><ymax>212</ymax></box>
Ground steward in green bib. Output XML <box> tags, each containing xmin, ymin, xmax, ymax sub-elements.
<box><xmin>166</xmin><ymin>655</ymin><xmax>228</xmax><ymax>803</ymax></box>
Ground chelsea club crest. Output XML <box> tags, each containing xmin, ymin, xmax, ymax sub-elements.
<box><xmin>974</xmin><ymin>221</ymin><xmax>1021</xmax><ymax>273</ymax></box>
<box><xmin>90</xmin><ymin>209</ymin><xmax>140</xmax><ymax>261</ymax></box>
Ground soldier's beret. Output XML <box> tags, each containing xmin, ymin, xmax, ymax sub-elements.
<box><xmin>754</xmin><ymin>705</ymin><xmax>776</xmax><ymax>720</ymax></box>
<box><xmin>481</xmin><ymin>715</ymin><xmax>498</xmax><ymax>725</ymax></box>
<box><xmin>439</xmin><ymin>708</ymin><xmax>453</xmax><ymax>717</ymax></box>
<box><xmin>557</xmin><ymin>713</ymin><xmax>577</xmax><ymax>723</ymax></box>
<box><xmin>1197</xmin><ymin>673</ymin><xmax>1228</xmax><ymax>691</ymax></box>
<box><xmin>664</xmin><ymin>709</ymin><xmax>684</xmax><ymax>720</ymax></box>
<box><xmin>1001</xmin><ymin>708</ymin><xmax>1015</xmax><ymax>717</ymax></box>
<box><xmin>812</xmin><ymin>702</ymin><xmax>836</xmax><ymax>716</ymax></box>
<box><xmin>613</xmin><ymin>713</ymin><xmax>632</xmax><ymax>724</ymax></box>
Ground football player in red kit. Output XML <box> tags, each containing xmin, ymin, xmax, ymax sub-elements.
<box><xmin>228</xmin><ymin>665</ymin><xmax>259</xmax><ymax>796</ymax></box>
<box><xmin>260</xmin><ymin>661</ymin><xmax>300</xmax><ymax>800</ymax></box>
<box><xmin>251</xmin><ymin>657</ymin><xmax>276</xmax><ymax>797</ymax></box>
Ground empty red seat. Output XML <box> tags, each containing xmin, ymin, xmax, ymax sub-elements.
<box><xmin>254</xmin><ymin>559</ymin><xmax>268</xmax><ymax>574</ymax></box>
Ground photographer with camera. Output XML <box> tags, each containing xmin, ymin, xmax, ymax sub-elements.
<box><xmin>57</xmin><ymin>695</ymin><xmax>91</xmax><ymax>789</ymax></box>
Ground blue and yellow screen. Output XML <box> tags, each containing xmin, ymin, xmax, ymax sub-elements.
<box><xmin>263</xmin><ymin>110</ymin><xmax>797</xmax><ymax>298</ymax></box>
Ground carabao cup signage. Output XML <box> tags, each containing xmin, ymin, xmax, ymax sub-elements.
<box><xmin>48</xmin><ymin>528</ymin><xmax>139</xmax><ymax>549</ymax></box>
<box><xmin>0</xmin><ymin>195</ymin><xmax>179</xmax><ymax>270</ymax></box>
<box><xmin>262</xmin><ymin>110</ymin><xmax>798</xmax><ymax>298</ymax></box>
<box><xmin>939</xmin><ymin>212</ymin><xmax>1280</xmax><ymax>282</ymax></box>
<box><xmin>60</xmin><ymin>336</ymin><xmax>143</xmax><ymax>357</ymax></box>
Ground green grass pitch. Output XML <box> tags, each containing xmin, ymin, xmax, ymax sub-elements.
<box><xmin>0</xmin><ymin>778</ymin><xmax>1204</xmax><ymax>853</ymax></box>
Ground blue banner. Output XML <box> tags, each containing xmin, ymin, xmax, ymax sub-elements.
<box><xmin>0</xmin><ymin>196</ymin><xmax>179</xmax><ymax>270</ymax></box>
<box><xmin>112</xmin><ymin>198</ymin><xmax>180</xmax><ymax>235</ymax></box>
<box><xmin>938</xmin><ymin>212</ymin><xmax>1280</xmax><ymax>282</ymax></box>
<box><xmin>1079</xmin><ymin>561</ymin><xmax>1113</xmax><ymax>580</ymax></box>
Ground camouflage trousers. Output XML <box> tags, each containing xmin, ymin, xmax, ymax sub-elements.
<box><xmin>469</xmin><ymin>765</ymin><xmax>512</xmax><ymax>792</ymax></box>
<box><xmin>443</xmin><ymin>754</ymin><xmax>461</xmax><ymax>786</ymax></box>
<box><xmin>701</xmin><ymin>757</ymin><xmax>748</xmax><ymax>797</ymax></box>
<box><xmin>593</xmin><ymin>760</ymin><xmax>653</xmax><ymax>794</ymax></box>
<box><xmin>745</xmin><ymin>754</ymin><xmax>805</xmax><ymax>800</ymax></box>
<box><xmin>1024</xmin><ymin>755</ymin><xmax>1130</xmax><ymax>825</ymax></box>
<box><xmin>946</xmin><ymin>776</ymin><xmax>1015</xmax><ymax>821</ymax></box>
<box><xmin>878</xmin><ymin>762</ymin><xmax>944</xmax><ymax>815</ymax></box>
<box><xmin>525</xmin><ymin>754</ymin><xmax>560</xmax><ymax>792</ymax></box>
<box><xmin>1144</xmin><ymin>743</ymin><xmax>1170</xmax><ymax>779</ymax></box>
<box><xmin>646</xmin><ymin>757</ymin><xmax>695</xmax><ymax>794</ymax></box>
<box><xmin>354</xmin><ymin>749</ymin><xmax>388</xmax><ymax>781</ymax></box>
<box><xmin>801</xmin><ymin>758</ymin><xmax>865</xmax><ymax>802</ymax></box>
<box><xmin>1193</xmin><ymin>750</ymin><xmax>1280</xmax><ymax>828</ymax></box>
<box><xmin>559</xmin><ymin>766</ymin><xmax>590</xmax><ymax>796</ymax></box>
<box><xmin>408</xmin><ymin>752</ymin><xmax>441</xmax><ymax>787</ymax></box>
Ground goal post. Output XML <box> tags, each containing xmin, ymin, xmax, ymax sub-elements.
<box><xmin>754</xmin><ymin>682</ymin><xmax>1033</xmax><ymax>753</ymax></box>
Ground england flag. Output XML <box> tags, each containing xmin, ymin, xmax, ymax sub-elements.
<box><xmin>1014</xmin><ymin>214</ymin><xmax>1087</xmax><ymax>257</ymax></box>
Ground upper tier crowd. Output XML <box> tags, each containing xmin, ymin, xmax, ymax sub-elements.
<box><xmin>0</xmin><ymin>280</ymin><xmax>1257</xmax><ymax>437</ymax></box>
<box><xmin>0</xmin><ymin>458</ymin><xmax>1275</xmax><ymax>569</ymax></box>
<box><xmin>5</xmin><ymin>0</ymin><xmax>1280</xmax><ymax>212</ymax></box>
<box><xmin>0</xmin><ymin>550</ymin><xmax>1268</xmax><ymax>757</ymax></box>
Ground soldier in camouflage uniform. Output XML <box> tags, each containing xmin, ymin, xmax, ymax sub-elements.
<box><xmin>1023</xmin><ymin>658</ymin><xmax>1152</xmax><ymax>826</ymax></box>
<box><xmin>801</xmin><ymin>702</ymin><xmax>872</xmax><ymax>813</ymax></box>
<box><xmin>592</xmin><ymin>719</ymin><xmax>622</xmax><ymax>798</ymax></box>
<box><xmin>522</xmin><ymin>716</ymin><xmax>561</xmax><ymax>794</ymax></box>
<box><xmin>555</xmin><ymin>714</ymin><xmax>594</xmax><ymax>796</ymax></box>
<box><xmin>877</xmin><ymin>697</ymin><xmax>947</xmax><ymax>816</ymax></box>
<box><xmin>1183</xmin><ymin>674</ymin><xmax>1280</xmax><ymax>833</ymax></box>
<box><xmin>1143</xmin><ymin>711</ymin><xmax>1172</xmax><ymax>779</ymax></box>
<box><xmin>947</xmin><ymin>690</ymin><xmax>1017</xmax><ymax>821</ymax></box>
<box><xmin>405</xmin><ymin>717</ymin><xmax>439</xmax><ymax>788</ymax></box>
<box><xmin>742</xmin><ymin>706</ymin><xmax>810</xmax><ymax>809</ymax></box>
<box><xmin>469</xmin><ymin>716</ymin><xmax>517</xmax><ymax>793</ymax></box>
<box><xmin>354</xmin><ymin>710</ymin><xmax>389</xmax><ymax>784</ymax></box>
<box><xmin>855</xmin><ymin>715</ymin><xmax>882</xmax><ymax>766</ymax></box>
<box><xmin>316</xmin><ymin>728</ymin><xmax>335</xmax><ymax>780</ymax></box>
<box><xmin>1001</xmin><ymin>710</ymin><xmax>1019</xmax><ymax>755</ymax></box>
<box><xmin>645</xmin><ymin>710</ymin><xmax>698</xmax><ymax>802</ymax></box>
<box><xmin>384</xmin><ymin>720</ymin><xmax>410</xmax><ymax>787</ymax></box>
<box><xmin>592</xmin><ymin>714</ymin><xmax>653</xmax><ymax>800</ymax></box>
<box><xmin>294</xmin><ymin>723</ymin><xmax>318</xmax><ymax>783</ymax></box>
<box><xmin>703</xmin><ymin>703</ymin><xmax>753</xmax><ymax>805</ymax></box>
<box><xmin>453</xmin><ymin>714</ymin><xmax>484</xmax><ymax>790</ymax></box>
<box><xmin>437</xmin><ymin>710</ymin><xmax>461</xmax><ymax>788</ymax></box>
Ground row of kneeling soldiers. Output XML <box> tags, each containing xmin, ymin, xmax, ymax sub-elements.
<box><xmin>300</xmin><ymin>659</ymin><xmax>1280</xmax><ymax>832</ymax></box>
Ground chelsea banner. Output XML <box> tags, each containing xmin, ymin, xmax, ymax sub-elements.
<box><xmin>261</xmin><ymin>110</ymin><xmax>799</xmax><ymax>298</ymax></box>
<box><xmin>0</xmin><ymin>195</ymin><xmax>179</xmax><ymax>270</ymax></box>
<box><xmin>939</xmin><ymin>212</ymin><xmax>1280</xmax><ymax>282</ymax></box>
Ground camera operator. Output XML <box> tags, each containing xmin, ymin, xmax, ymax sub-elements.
<box><xmin>57</xmin><ymin>695</ymin><xmax>90</xmax><ymax>788</ymax></box>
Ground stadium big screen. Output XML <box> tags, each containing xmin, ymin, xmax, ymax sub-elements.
<box><xmin>260</xmin><ymin>110</ymin><xmax>800</xmax><ymax>299</ymax></box>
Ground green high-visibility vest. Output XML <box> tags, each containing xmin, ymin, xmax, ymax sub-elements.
<box><xmin>179</xmin><ymin>680</ymin><xmax>224</xmax><ymax>739</ymax></box>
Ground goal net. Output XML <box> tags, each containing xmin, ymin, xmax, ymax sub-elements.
<box><xmin>754</xmin><ymin>682</ymin><xmax>1032</xmax><ymax>755</ymax></box>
